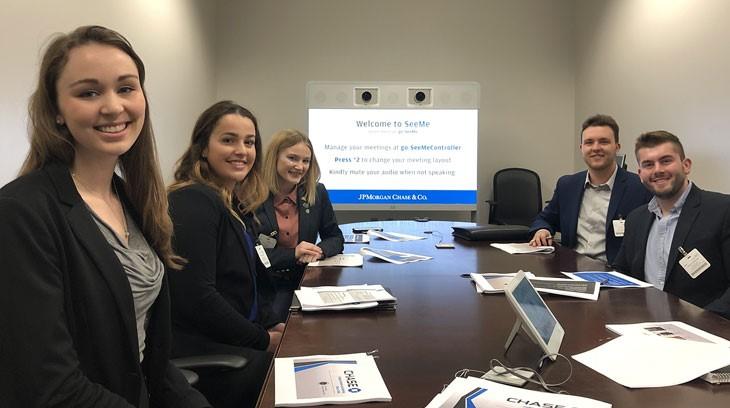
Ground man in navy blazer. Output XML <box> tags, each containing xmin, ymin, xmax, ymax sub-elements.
<box><xmin>529</xmin><ymin>114</ymin><xmax>652</xmax><ymax>264</ymax></box>
<box><xmin>613</xmin><ymin>131</ymin><xmax>730</xmax><ymax>318</ymax></box>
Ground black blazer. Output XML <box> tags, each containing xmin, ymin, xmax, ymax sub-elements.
<box><xmin>0</xmin><ymin>162</ymin><xmax>208</xmax><ymax>408</ymax></box>
<box><xmin>250</xmin><ymin>183</ymin><xmax>344</xmax><ymax>274</ymax></box>
<box><xmin>529</xmin><ymin>166</ymin><xmax>652</xmax><ymax>263</ymax></box>
<box><xmin>613</xmin><ymin>184</ymin><xmax>730</xmax><ymax>318</ymax></box>
<box><xmin>167</xmin><ymin>183</ymin><xmax>275</xmax><ymax>356</ymax></box>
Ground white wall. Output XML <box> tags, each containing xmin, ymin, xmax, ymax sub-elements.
<box><xmin>0</xmin><ymin>0</ymin><xmax>218</xmax><ymax>185</ymax></box>
<box><xmin>9</xmin><ymin>1</ymin><xmax>726</xmax><ymax>219</ymax></box>
<box><xmin>575</xmin><ymin>0</ymin><xmax>730</xmax><ymax>193</ymax></box>
<box><xmin>213</xmin><ymin>0</ymin><xmax>577</xmax><ymax>223</ymax></box>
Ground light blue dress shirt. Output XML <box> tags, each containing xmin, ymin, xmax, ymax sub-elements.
<box><xmin>644</xmin><ymin>181</ymin><xmax>693</xmax><ymax>289</ymax></box>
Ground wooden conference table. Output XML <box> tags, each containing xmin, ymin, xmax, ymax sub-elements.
<box><xmin>257</xmin><ymin>220</ymin><xmax>730</xmax><ymax>407</ymax></box>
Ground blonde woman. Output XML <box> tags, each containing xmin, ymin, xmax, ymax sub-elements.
<box><xmin>253</xmin><ymin>129</ymin><xmax>344</xmax><ymax>318</ymax></box>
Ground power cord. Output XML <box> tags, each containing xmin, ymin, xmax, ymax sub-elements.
<box><xmin>488</xmin><ymin>354</ymin><xmax>573</xmax><ymax>394</ymax></box>
<box><xmin>452</xmin><ymin>352</ymin><xmax>573</xmax><ymax>394</ymax></box>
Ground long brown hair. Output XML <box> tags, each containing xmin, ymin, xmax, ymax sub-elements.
<box><xmin>21</xmin><ymin>25</ymin><xmax>182</xmax><ymax>269</ymax></box>
<box><xmin>169</xmin><ymin>100</ymin><xmax>268</xmax><ymax>216</ymax></box>
<box><xmin>262</xmin><ymin>129</ymin><xmax>321</xmax><ymax>205</ymax></box>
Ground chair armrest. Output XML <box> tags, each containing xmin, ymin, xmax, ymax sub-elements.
<box><xmin>178</xmin><ymin>368</ymin><xmax>199</xmax><ymax>385</ymax></box>
<box><xmin>172</xmin><ymin>354</ymin><xmax>248</xmax><ymax>370</ymax></box>
<box><xmin>172</xmin><ymin>355</ymin><xmax>248</xmax><ymax>385</ymax></box>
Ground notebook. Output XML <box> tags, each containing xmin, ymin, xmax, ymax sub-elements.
<box><xmin>451</xmin><ymin>224</ymin><xmax>529</xmax><ymax>242</ymax></box>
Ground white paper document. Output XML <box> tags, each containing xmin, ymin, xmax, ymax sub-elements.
<box><xmin>529</xmin><ymin>277</ymin><xmax>600</xmax><ymax>300</ymax></box>
<box><xmin>470</xmin><ymin>272</ymin><xmax>535</xmax><ymax>294</ymax></box>
<box><xmin>425</xmin><ymin>376</ymin><xmax>611</xmax><ymax>408</ymax></box>
<box><xmin>359</xmin><ymin>246</ymin><xmax>432</xmax><ymax>264</ymax></box>
<box><xmin>490</xmin><ymin>243</ymin><xmax>555</xmax><ymax>254</ymax></box>
<box><xmin>367</xmin><ymin>230</ymin><xmax>426</xmax><ymax>242</ymax></box>
<box><xmin>562</xmin><ymin>270</ymin><xmax>652</xmax><ymax>288</ymax></box>
<box><xmin>572</xmin><ymin>332</ymin><xmax>730</xmax><ymax>388</ymax></box>
<box><xmin>470</xmin><ymin>272</ymin><xmax>599</xmax><ymax>300</ymax></box>
<box><xmin>308</xmin><ymin>253</ymin><xmax>364</xmax><ymax>267</ymax></box>
<box><xmin>605</xmin><ymin>321</ymin><xmax>730</xmax><ymax>345</ymax></box>
<box><xmin>604</xmin><ymin>320</ymin><xmax>730</xmax><ymax>384</ymax></box>
<box><xmin>275</xmin><ymin>352</ymin><xmax>391</xmax><ymax>407</ymax></box>
<box><xmin>294</xmin><ymin>285</ymin><xmax>396</xmax><ymax>311</ymax></box>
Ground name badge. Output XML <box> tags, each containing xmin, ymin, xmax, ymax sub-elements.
<box><xmin>612</xmin><ymin>219</ymin><xmax>625</xmax><ymax>237</ymax></box>
<box><xmin>679</xmin><ymin>248</ymin><xmax>710</xmax><ymax>279</ymax></box>
<box><xmin>255</xmin><ymin>244</ymin><xmax>271</xmax><ymax>268</ymax></box>
<box><xmin>258</xmin><ymin>233</ymin><xmax>277</xmax><ymax>249</ymax></box>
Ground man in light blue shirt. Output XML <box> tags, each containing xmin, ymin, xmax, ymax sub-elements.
<box><xmin>614</xmin><ymin>131</ymin><xmax>730</xmax><ymax>318</ymax></box>
<box><xmin>643</xmin><ymin>180</ymin><xmax>692</xmax><ymax>289</ymax></box>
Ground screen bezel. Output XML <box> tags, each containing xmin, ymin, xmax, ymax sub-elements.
<box><xmin>504</xmin><ymin>271</ymin><xmax>565</xmax><ymax>359</ymax></box>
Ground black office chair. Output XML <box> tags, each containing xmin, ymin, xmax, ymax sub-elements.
<box><xmin>485</xmin><ymin>168</ymin><xmax>542</xmax><ymax>227</ymax></box>
<box><xmin>172</xmin><ymin>354</ymin><xmax>248</xmax><ymax>385</ymax></box>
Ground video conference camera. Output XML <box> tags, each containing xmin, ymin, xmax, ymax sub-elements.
<box><xmin>408</xmin><ymin>88</ymin><xmax>432</xmax><ymax>106</ymax></box>
<box><xmin>355</xmin><ymin>87</ymin><xmax>379</xmax><ymax>106</ymax></box>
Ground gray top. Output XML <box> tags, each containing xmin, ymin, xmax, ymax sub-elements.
<box><xmin>89</xmin><ymin>203</ymin><xmax>164</xmax><ymax>362</ymax></box>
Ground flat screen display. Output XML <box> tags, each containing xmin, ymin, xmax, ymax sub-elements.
<box><xmin>308</xmin><ymin>108</ymin><xmax>478</xmax><ymax>209</ymax></box>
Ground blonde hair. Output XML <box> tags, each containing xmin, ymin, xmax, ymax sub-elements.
<box><xmin>21</xmin><ymin>25</ymin><xmax>182</xmax><ymax>269</ymax></box>
<box><xmin>262</xmin><ymin>129</ymin><xmax>321</xmax><ymax>206</ymax></box>
<box><xmin>169</xmin><ymin>101</ymin><xmax>268</xmax><ymax>217</ymax></box>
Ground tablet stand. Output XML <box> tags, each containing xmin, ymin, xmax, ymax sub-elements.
<box><xmin>504</xmin><ymin>319</ymin><xmax>549</xmax><ymax>370</ymax></box>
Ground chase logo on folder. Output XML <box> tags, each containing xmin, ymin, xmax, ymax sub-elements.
<box><xmin>293</xmin><ymin>359</ymin><xmax>359</xmax><ymax>399</ymax></box>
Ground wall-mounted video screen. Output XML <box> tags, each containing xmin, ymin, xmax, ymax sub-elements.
<box><xmin>307</xmin><ymin>82</ymin><xmax>479</xmax><ymax>211</ymax></box>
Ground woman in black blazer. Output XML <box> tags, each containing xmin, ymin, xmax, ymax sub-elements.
<box><xmin>253</xmin><ymin>129</ymin><xmax>345</xmax><ymax>319</ymax></box>
<box><xmin>167</xmin><ymin>101</ymin><xmax>284</xmax><ymax>408</ymax></box>
<box><xmin>0</xmin><ymin>26</ymin><xmax>208</xmax><ymax>407</ymax></box>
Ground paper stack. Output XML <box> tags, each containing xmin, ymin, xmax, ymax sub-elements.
<box><xmin>470</xmin><ymin>272</ymin><xmax>600</xmax><ymax>300</ymax></box>
<box><xmin>562</xmin><ymin>271</ymin><xmax>652</xmax><ymax>288</ymax></box>
<box><xmin>470</xmin><ymin>272</ymin><xmax>534</xmax><ymax>293</ymax></box>
<box><xmin>359</xmin><ymin>247</ymin><xmax>432</xmax><ymax>264</ymax></box>
<box><xmin>490</xmin><ymin>242</ymin><xmax>555</xmax><ymax>254</ymax></box>
<box><xmin>293</xmin><ymin>284</ymin><xmax>397</xmax><ymax>312</ymax></box>
<box><xmin>573</xmin><ymin>321</ymin><xmax>730</xmax><ymax>388</ymax></box>
<box><xmin>367</xmin><ymin>230</ymin><xmax>425</xmax><ymax>241</ymax></box>
<box><xmin>425</xmin><ymin>376</ymin><xmax>610</xmax><ymax>408</ymax></box>
<box><xmin>308</xmin><ymin>253</ymin><xmax>364</xmax><ymax>267</ymax></box>
<box><xmin>275</xmin><ymin>352</ymin><xmax>391</xmax><ymax>407</ymax></box>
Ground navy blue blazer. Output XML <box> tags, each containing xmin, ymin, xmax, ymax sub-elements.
<box><xmin>529</xmin><ymin>167</ymin><xmax>651</xmax><ymax>263</ymax></box>
<box><xmin>0</xmin><ymin>162</ymin><xmax>208</xmax><ymax>407</ymax></box>
<box><xmin>249</xmin><ymin>183</ymin><xmax>344</xmax><ymax>276</ymax></box>
<box><xmin>613</xmin><ymin>184</ymin><xmax>730</xmax><ymax>318</ymax></box>
<box><xmin>167</xmin><ymin>183</ymin><xmax>277</xmax><ymax>354</ymax></box>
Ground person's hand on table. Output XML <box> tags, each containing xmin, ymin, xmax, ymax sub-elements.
<box><xmin>295</xmin><ymin>241</ymin><xmax>323</xmax><ymax>264</ymax></box>
<box><xmin>267</xmin><ymin>323</ymin><xmax>285</xmax><ymax>353</ymax></box>
<box><xmin>529</xmin><ymin>229</ymin><xmax>553</xmax><ymax>246</ymax></box>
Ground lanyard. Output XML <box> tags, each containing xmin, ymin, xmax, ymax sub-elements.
<box><xmin>241</xmin><ymin>229</ymin><xmax>259</xmax><ymax>322</ymax></box>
